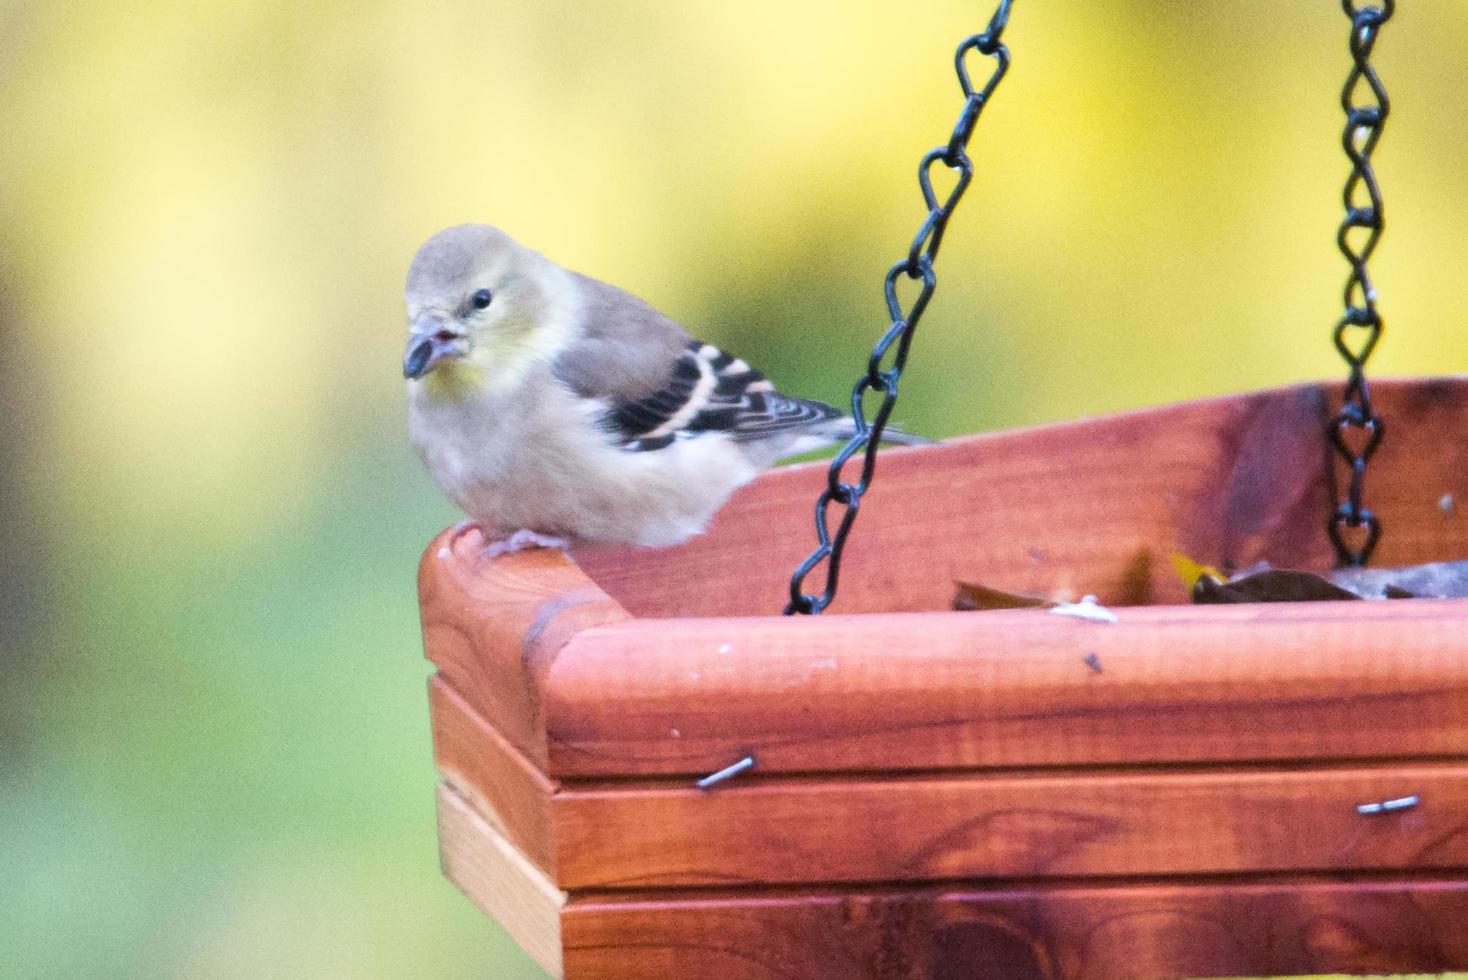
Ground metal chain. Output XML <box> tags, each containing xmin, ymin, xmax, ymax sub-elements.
<box><xmin>786</xmin><ymin>1</ymin><xmax>1015</xmax><ymax>615</ymax></box>
<box><xmin>1327</xmin><ymin>0</ymin><xmax>1393</xmax><ymax>567</ymax></box>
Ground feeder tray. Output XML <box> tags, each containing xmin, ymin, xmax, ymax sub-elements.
<box><xmin>420</xmin><ymin>378</ymin><xmax>1468</xmax><ymax>979</ymax></box>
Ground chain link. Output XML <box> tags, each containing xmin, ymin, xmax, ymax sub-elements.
<box><xmin>1327</xmin><ymin>0</ymin><xmax>1393</xmax><ymax>567</ymax></box>
<box><xmin>786</xmin><ymin>1</ymin><xmax>1014</xmax><ymax>615</ymax></box>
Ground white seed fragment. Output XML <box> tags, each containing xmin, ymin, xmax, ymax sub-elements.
<box><xmin>1050</xmin><ymin>595</ymin><xmax>1119</xmax><ymax>624</ymax></box>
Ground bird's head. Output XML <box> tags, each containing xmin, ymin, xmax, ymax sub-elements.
<box><xmin>403</xmin><ymin>224</ymin><xmax>561</xmax><ymax>396</ymax></box>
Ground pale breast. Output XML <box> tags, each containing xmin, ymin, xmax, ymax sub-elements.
<box><xmin>409</xmin><ymin>373</ymin><xmax>761</xmax><ymax>546</ymax></box>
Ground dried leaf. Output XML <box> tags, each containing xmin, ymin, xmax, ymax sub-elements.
<box><xmin>1193</xmin><ymin>569</ymin><xmax>1361</xmax><ymax>604</ymax></box>
<box><xmin>953</xmin><ymin>581</ymin><xmax>1056</xmax><ymax>612</ymax></box>
<box><xmin>1169</xmin><ymin>553</ymin><xmax>1225</xmax><ymax>592</ymax></box>
<box><xmin>1191</xmin><ymin>558</ymin><xmax>1468</xmax><ymax>604</ymax></box>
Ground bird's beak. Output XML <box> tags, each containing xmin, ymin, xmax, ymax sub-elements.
<box><xmin>403</xmin><ymin>316</ymin><xmax>464</xmax><ymax>379</ymax></box>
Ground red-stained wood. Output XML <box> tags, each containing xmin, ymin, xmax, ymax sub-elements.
<box><xmin>561</xmin><ymin>876</ymin><xmax>1468</xmax><ymax>979</ymax></box>
<box><xmin>573</xmin><ymin>377</ymin><xmax>1468</xmax><ymax>618</ymax></box>
<box><xmin>420</xmin><ymin>377</ymin><xmax>1468</xmax><ymax>976</ymax></box>
<box><xmin>418</xmin><ymin>525</ymin><xmax>628</xmax><ymax>766</ymax></box>
<box><xmin>432</xmin><ymin>672</ymin><xmax>1468</xmax><ymax>891</ymax></box>
<box><xmin>437</xmin><ymin>766</ymin><xmax>1468</xmax><ymax>979</ymax></box>
<box><xmin>430</xmin><ymin>675</ymin><xmax>557</xmax><ymax>875</ymax></box>
<box><xmin>541</xmin><ymin>598</ymin><xmax>1468</xmax><ymax>777</ymax></box>
<box><xmin>548</xmin><ymin>762</ymin><xmax>1468</xmax><ymax>890</ymax></box>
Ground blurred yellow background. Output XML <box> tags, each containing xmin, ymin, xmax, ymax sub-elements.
<box><xmin>2</xmin><ymin>1</ymin><xmax>1464</xmax><ymax>976</ymax></box>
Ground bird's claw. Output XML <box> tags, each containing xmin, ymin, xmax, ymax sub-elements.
<box><xmin>485</xmin><ymin>529</ymin><xmax>571</xmax><ymax>558</ymax></box>
<box><xmin>448</xmin><ymin>519</ymin><xmax>480</xmax><ymax>543</ymax></box>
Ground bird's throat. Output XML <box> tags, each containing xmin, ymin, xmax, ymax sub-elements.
<box><xmin>420</xmin><ymin>360</ymin><xmax>488</xmax><ymax>400</ymax></box>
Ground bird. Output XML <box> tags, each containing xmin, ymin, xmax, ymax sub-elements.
<box><xmin>403</xmin><ymin>224</ymin><xmax>929</xmax><ymax>555</ymax></box>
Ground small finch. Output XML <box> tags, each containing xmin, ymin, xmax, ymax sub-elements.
<box><xmin>404</xmin><ymin>224</ymin><xmax>926</xmax><ymax>554</ymax></box>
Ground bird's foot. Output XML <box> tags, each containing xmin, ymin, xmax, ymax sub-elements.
<box><xmin>448</xmin><ymin>519</ymin><xmax>480</xmax><ymax>543</ymax></box>
<box><xmin>485</xmin><ymin>529</ymin><xmax>571</xmax><ymax>558</ymax></box>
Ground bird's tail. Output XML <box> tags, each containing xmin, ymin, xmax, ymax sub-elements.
<box><xmin>816</xmin><ymin>415</ymin><xmax>935</xmax><ymax>448</ymax></box>
<box><xmin>872</xmin><ymin>425</ymin><xmax>935</xmax><ymax>447</ymax></box>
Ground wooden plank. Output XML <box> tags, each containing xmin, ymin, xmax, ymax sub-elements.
<box><xmin>572</xmin><ymin>377</ymin><xmax>1468</xmax><ymax>618</ymax></box>
<box><xmin>543</xmin><ymin>598</ymin><xmax>1468</xmax><ymax>777</ymax></box>
<box><xmin>549</xmin><ymin>762</ymin><xmax>1468</xmax><ymax>889</ymax></box>
<box><xmin>437</xmin><ymin>764</ymin><xmax>1468</xmax><ymax>977</ymax></box>
<box><xmin>430</xmin><ymin>674</ymin><xmax>557</xmax><ymax>875</ymax></box>
<box><xmin>436</xmin><ymin>782</ymin><xmax>566</xmax><ymax>978</ymax></box>
<box><xmin>432</xmin><ymin>672</ymin><xmax>1468</xmax><ymax>890</ymax></box>
<box><xmin>431</xmin><ymin>667</ymin><xmax>1468</xmax><ymax>888</ymax></box>
<box><xmin>418</xmin><ymin>525</ymin><xmax>629</xmax><ymax>767</ymax></box>
<box><xmin>561</xmin><ymin>875</ymin><xmax>1468</xmax><ymax>979</ymax></box>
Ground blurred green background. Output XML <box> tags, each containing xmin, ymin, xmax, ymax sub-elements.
<box><xmin>1</xmin><ymin>1</ymin><xmax>1464</xmax><ymax>977</ymax></box>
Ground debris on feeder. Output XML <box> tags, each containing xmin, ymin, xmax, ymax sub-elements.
<box><xmin>1170</xmin><ymin>554</ymin><xmax>1227</xmax><ymax>593</ymax></box>
<box><xmin>952</xmin><ymin>580</ymin><xmax>1056</xmax><ymax>611</ymax></box>
<box><xmin>950</xmin><ymin>583</ymin><xmax>1121</xmax><ymax>623</ymax></box>
<box><xmin>1049</xmin><ymin>595</ymin><xmax>1119</xmax><ymax>623</ymax></box>
<box><xmin>956</xmin><ymin>553</ymin><xmax>1468</xmax><ymax>615</ymax></box>
<box><xmin>1193</xmin><ymin>568</ymin><xmax>1362</xmax><ymax>604</ymax></box>
<box><xmin>1175</xmin><ymin>555</ymin><xmax>1468</xmax><ymax>604</ymax></box>
<box><xmin>1325</xmin><ymin>558</ymin><xmax>1468</xmax><ymax>600</ymax></box>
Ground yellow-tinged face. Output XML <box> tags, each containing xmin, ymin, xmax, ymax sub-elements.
<box><xmin>402</xmin><ymin>224</ymin><xmax>553</xmax><ymax>398</ymax></box>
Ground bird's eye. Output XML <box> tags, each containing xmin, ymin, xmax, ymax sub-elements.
<box><xmin>471</xmin><ymin>288</ymin><xmax>493</xmax><ymax>310</ymax></box>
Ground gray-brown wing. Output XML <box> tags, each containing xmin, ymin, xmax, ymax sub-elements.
<box><xmin>552</xmin><ymin>274</ymin><xmax>842</xmax><ymax>453</ymax></box>
<box><xmin>552</xmin><ymin>273</ymin><xmax>692</xmax><ymax>401</ymax></box>
<box><xmin>601</xmin><ymin>339</ymin><xmax>843</xmax><ymax>452</ymax></box>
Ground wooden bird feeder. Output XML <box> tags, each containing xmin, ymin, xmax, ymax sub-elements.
<box><xmin>421</xmin><ymin>377</ymin><xmax>1468</xmax><ymax>979</ymax></box>
<box><xmin>420</xmin><ymin>7</ymin><xmax>1466</xmax><ymax>973</ymax></box>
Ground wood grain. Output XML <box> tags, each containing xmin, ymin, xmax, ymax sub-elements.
<box><xmin>572</xmin><ymin>377</ymin><xmax>1468</xmax><ymax>618</ymax></box>
<box><xmin>420</xmin><ymin>377</ymin><xmax>1468</xmax><ymax>975</ymax></box>
<box><xmin>542</xmin><ymin>598</ymin><xmax>1468</xmax><ymax>777</ymax></box>
<box><xmin>418</xmin><ymin>524</ymin><xmax>628</xmax><ymax>767</ymax></box>
<box><xmin>548</xmin><ymin>762</ymin><xmax>1468</xmax><ymax>889</ymax></box>
<box><xmin>431</xmin><ymin>667</ymin><xmax>1468</xmax><ymax>889</ymax></box>
<box><xmin>436</xmin><ymin>782</ymin><xmax>565</xmax><ymax>978</ymax></box>
<box><xmin>430</xmin><ymin>675</ymin><xmax>557</xmax><ymax>875</ymax></box>
<box><xmin>561</xmin><ymin>876</ymin><xmax>1468</xmax><ymax>979</ymax></box>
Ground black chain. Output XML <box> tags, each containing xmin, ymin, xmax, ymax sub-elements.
<box><xmin>1327</xmin><ymin>0</ymin><xmax>1393</xmax><ymax>567</ymax></box>
<box><xmin>786</xmin><ymin>1</ymin><xmax>1014</xmax><ymax>615</ymax></box>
